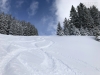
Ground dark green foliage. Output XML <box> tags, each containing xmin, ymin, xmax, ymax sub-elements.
<box><xmin>0</xmin><ymin>12</ymin><xmax>38</xmax><ymax>36</ymax></box>
<box><xmin>77</xmin><ymin>3</ymin><xmax>94</xmax><ymax>29</ymax></box>
<box><xmin>90</xmin><ymin>6</ymin><xmax>100</xmax><ymax>27</ymax></box>
<box><xmin>77</xmin><ymin>3</ymin><xmax>86</xmax><ymax>28</ymax></box>
<box><xmin>70</xmin><ymin>5</ymin><xmax>80</xmax><ymax>28</ymax></box>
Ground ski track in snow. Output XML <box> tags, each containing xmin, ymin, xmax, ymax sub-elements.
<box><xmin>0</xmin><ymin>37</ymin><xmax>86</xmax><ymax>75</ymax></box>
<box><xmin>0</xmin><ymin>45</ymin><xmax>27</xmax><ymax>75</ymax></box>
<box><xmin>76</xmin><ymin>58</ymin><xmax>100</xmax><ymax>72</ymax></box>
<box><xmin>0</xmin><ymin>37</ymin><xmax>45</xmax><ymax>75</ymax></box>
<box><xmin>58</xmin><ymin>53</ymin><xmax>100</xmax><ymax>72</ymax></box>
<box><xmin>40</xmin><ymin>51</ymin><xmax>77</xmax><ymax>75</ymax></box>
<box><xmin>0</xmin><ymin>37</ymin><xmax>99</xmax><ymax>75</ymax></box>
<box><xmin>19</xmin><ymin>38</ymin><xmax>84</xmax><ymax>75</ymax></box>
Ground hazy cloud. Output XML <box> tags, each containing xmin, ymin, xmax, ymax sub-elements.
<box><xmin>28</xmin><ymin>1</ymin><xmax>39</xmax><ymax>16</ymax></box>
<box><xmin>41</xmin><ymin>16</ymin><xmax>47</xmax><ymax>25</ymax></box>
<box><xmin>0</xmin><ymin>0</ymin><xmax>10</xmax><ymax>13</ymax></box>
<box><xmin>41</xmin><ymin>15</ymin><xmax>57</xmax><ymax>35</ymax></box>
<box><xmin>47</xmin><ymin>21</ymin><xmax>57</xmax><ymax>35</ymax></box>
<box><xmin>16</xmin><ymin>0</ymin><xmax>24</xmax><ymax>8</ymax></box>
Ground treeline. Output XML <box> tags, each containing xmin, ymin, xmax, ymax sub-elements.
<box><xmin>57</xmin><ymin>3</ymin><xmax>100</xmax><ymax>36</ymax></box>
<box><xmin>0</xmin><ymin>12</ymin><xmax>38</xmax><ymax>36</ymax></box>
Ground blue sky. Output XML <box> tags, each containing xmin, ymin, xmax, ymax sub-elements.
<box><xmin>0</xmin><ymin>0</ymin><xmax>99</xmax><ymax>35</ymax></box>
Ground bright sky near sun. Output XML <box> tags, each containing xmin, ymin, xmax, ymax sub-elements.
<box><xmin>0</xmin><ymin>0</ymin><xmax>100</xmax><ymax>35</ymax></box>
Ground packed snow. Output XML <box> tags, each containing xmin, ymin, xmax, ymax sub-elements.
<box><xmin>0</xmin><ymin>34</ymin><xmax>100</xmax><ymax>75</ymax></box>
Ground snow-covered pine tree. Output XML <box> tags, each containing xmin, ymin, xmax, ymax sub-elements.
<box><xmin>21</xmin><ymin>21</ymin><xmax>27</xmax><ymax>36</ymax></box>
<box><xmin>93</xmin><ymin>26</ymin><xmax>100</xmax><ymax>36</ymax></box>
<box><xmin>57</xmin><ymin>22</ymin><xmax>63</xmax><ymax>36</ymax></box>
<box><xmin>93</xmin><ymin>26</ymin><xmax>100</xmax><ymax>40</ymax></box>
<box><xmin>70</xmin><ymin>5</ymin><xmax>80</xmax><ymax>28</ymax></box>
<box><xmin>69</xmin><ymin>23</ymin><xmax>80</xmax><ymax>35</ymax></box>
<box><xmin>77</xmin><ymin>3</ymin><xmax>85</xmax><ymax>28</ymax></box>
<box><xmin>63</xmin><ymin>18</ymin><xmax>70</xmax><ymax>35</ymax></box>
<box><xmin>16</xmin><ymin>20</ymin><xmax>23</xmax><ymax>35</ymax></box>
<box><xmin>79</xmin><ymin>26</ymin><xmax>86</xmax><ymax>35</ymax></box>
<box><xmin>84</xmin><ymin>8</ymin><xmax>94</xmax><ymax>29</ymax></box>
<box><xmin>73</xmin><ymin>26</ymin><xmax>80</xmax><ymax>35</ymax></box>
<box><xmin>77</xmin><ymin>3</ymin><xmax>94</xmax><ymax>29</ymax></box>
<box><xmin>84</xmin><ymin>28</ymin><xmax>91</xmax><ymax>36</ymax></box>
<box><xmin>9</xmin><ymin>19</ymin><xmax>18</xmax><ymax>35</ymax></box>
<box><xmin>0</xmin><ymin>12</ymin><xmax>38</xmax><ymax>36</ymax></box>
<box><xmin>0</xmin><ymin>12</ymin><xmax>7</xmax><ymax>34</ymax></box>
<box><xmin>34</xmin><ymin>28</ymin><xmax>38</xmax><ymax>35</ymax></box>
<box><xmin>4</xmin><ymin>14</ymin><xmax>11</xmax><ymax>35</ymax></box>
<box><xmin>90</xmin><ymin>5</ymin><xmax>100</xmax><ymax>27</ymax></box>
<box><xmin>87</xmin><ymin>28</ymin><xmax>94</xmax><ymax>36</ymax></box>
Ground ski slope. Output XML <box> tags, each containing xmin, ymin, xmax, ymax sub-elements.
<box><xmin>0</xmin><ymin>34</ymin><xmax>100</xmax><ymax>75</ymax></box>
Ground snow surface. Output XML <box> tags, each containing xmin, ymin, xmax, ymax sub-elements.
<box><xmin>0</xmin><ymin>34</ymin><xmax>100</xmax><ymax>75</ymax></box>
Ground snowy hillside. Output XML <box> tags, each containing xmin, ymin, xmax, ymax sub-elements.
<box><xmin>0</xmin><ymin>34</ymin><xmax>100</xmax><ymax>75</ymax></box>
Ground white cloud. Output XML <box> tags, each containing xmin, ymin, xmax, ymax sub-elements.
<box><xmin>47</xmin><ymin>17</ymin><xmax>57</xmax><ymax>35</ymax></box>
<box><xmin>41</xmin><ymin>16</ymin><xmax>47</xmax><ymax>25</ymax></box>
<box><xmin>41</xmin><ymin>15</ymin><xmax>57</xmax><ymax>35</ymax></box>
<box><xmin>54</xmin><ymin>0</ymin><xmax>100</xmax><ymax>25</ymax></box>
<box><xmin>16</xmin><ymin>0</ymin><xmax>24</xmax><ymax>8</ymax></box>
<box><xmin>0</xmin><ymin>0</ymin><xmax>10</xmax><ymax>13</ymax></box>
<box><xmin>28</xmin><ymin>1</ymin><xmax>39</xmax><ymax>16</ymax></box>
<box><xmin>47</xmin><ymin>21</ymin><xmax>57</xmax><ymax>35</ymax></box>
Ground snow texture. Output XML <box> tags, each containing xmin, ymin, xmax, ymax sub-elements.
<box><xmin>0</xmin><ymin>34</ymin><xmax>100</xmax><ymax>75</ymax></box>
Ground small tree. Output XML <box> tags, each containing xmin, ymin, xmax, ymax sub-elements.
<box><xmin>69</xmin><ymin>23</ymin><xmax>80</xmax><ymax>35</ymax></box>
<box><xmin>80</xmin><ymin>26</ymin><xmax>86</xmax><ymax>35</ymax></box>
<box><xmin>57</xmin><ymin>22</ymin><xmax>63</xmax><ymax>36</ymax></box>
<box><xmin>95</xmin><ymin>31</ymin><xmax>100</xmax><ymax>41</ymax></box>
<box><xmin>63</xmin><ymin>18</ymin><xmax>70</xmax><ymax>35</ymax></box>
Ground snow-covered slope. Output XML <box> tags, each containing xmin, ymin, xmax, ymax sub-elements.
<box><xmin>0</xmin><ymin>34</ymin><xmax>100</xmax><ymax>75</ymax></box>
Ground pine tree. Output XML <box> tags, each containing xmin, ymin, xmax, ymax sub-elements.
<box><xmin>77</xmin><ymin>3</ymin><xmax>85</xmax><ymax>28</ymax></box>
<box><xmin>90</xmin><ymin>5</ymin><xmax>100</xmax><ymax>27</ymax></box>
<box><xmin>6</xmin><ymin>15</ymin><xmax>12</xmax><ymax>35</ymax></box>
<box><xmin>0</xmin><ymin>12</ymin><xmax>38</xmax><ymax>36</ymax></box>
<box><xmin>63</xmin><ymin>18</ymin><xmax>69</xmax><ymax>35</ymax></box>
<box><xmin>57</xmin><ymin>22</ymin><xmax>63</xmax><ymax>36</ymax></box>
<box><xmin>69</xmin><ymin>23</ymin><xmax>80</xmax><ymax>35</ymax></box>
<box><xmin>77</xmin><ymin>3</ymin><xmax>93</xmax><ymax>29</ymax></box>
<box><xmin>84</xmin><ymin>8</ymin><xmax>94</xmax><ymax>29</ymax></box>
<box><xmin>70</xmin><ymin>5</ymin><xmax>80</xmax><ymax>28</ymax></box>
<box><xmin>73</xmin><ymin>26</ymin><xmax>80</xmax><ymax>35</ymax></box>
<box><xmin>0</xmin><ymin>12</ymin><xmax>6</xmax><ymax>34</ymax></box>
<box><xmin>93</xmin><ymin>26</ymin><xmax>100</xmax><ymax>36</ymax></box>
<box><xmin>79</xmin><ymin>26</ymin><xmax>86</xmax><ymax>35</ymax></box>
